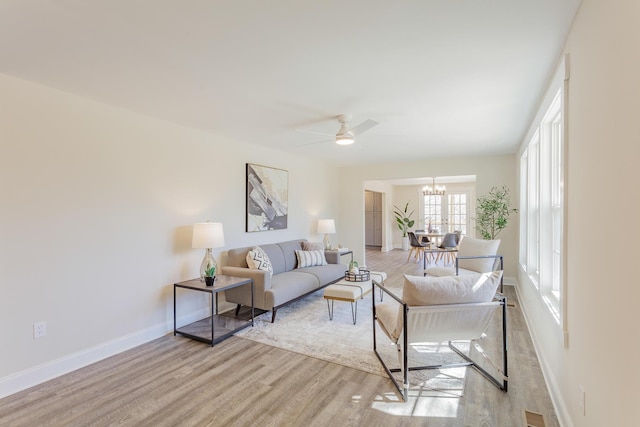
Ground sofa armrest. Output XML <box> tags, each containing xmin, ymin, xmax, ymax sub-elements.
<box><xmin>324</xmin><ymin>251</ymin><xmax>339</xmax><ymax>264</ymax></box>
<box><xmin>221</xmin><ymin>266</ymin><xmax>272</xmax><ymax>291</ymax></box>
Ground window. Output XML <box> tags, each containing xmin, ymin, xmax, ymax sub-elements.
<box><xmin>423</xmin><ymin>195</ymin><xmax>442</xmax><ymax>231</ymax></box>
<box><xmin>548</xmin><ymin>97</ymin><xmax>563</xmax><ymax>299</ymax></box>
<box><xmin>526</xmin><ymin>132</ymin><xmax>540</xmax><ymax>287</ymax></box>
<box><xmin>447</xmin><ymin>193</ymin><xmax>468</xmax><ymax>235</ymax></box>
<box><xmin>520</xmin><ymin>84</ymin><xmax>565</xmax><ymax>323</ymax></box>
<box><xmin>519</xmin><ymin>55</ymin><xmax>568</xmax><ymax>331</ymax></box>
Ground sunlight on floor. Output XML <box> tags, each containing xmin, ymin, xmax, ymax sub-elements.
<box><xmin>369</xmin><ymin>367</ymin><xmax>467</xmax><ymax>417</ymax></box>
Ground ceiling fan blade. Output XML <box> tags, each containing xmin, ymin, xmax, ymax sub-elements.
<box><xmin>350</xmin><ymin>119</ymin><xmax>379</xmax><ymax>136</ymax></box>
<box><xmin>298</xmin><ymin>138</ymin><xmax>333</xmax><ymax>147</ymax></box>
<box><xmin>296</xmin><ymin>129</ymin><xmax>335</xmax><ymax>137</ymax></box>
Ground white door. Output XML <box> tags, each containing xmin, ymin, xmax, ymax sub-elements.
<box><xmin>365</xmin><ymin>191</ymin><xmax>383</xmax><ymax>246</ymax></box>
<box><xmin>423</xmin><ymin>191</ymin><xmax>471</xmax><ymax>236</ymax></box>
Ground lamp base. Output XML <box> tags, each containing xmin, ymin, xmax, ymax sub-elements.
<box><xmin>323</xmin><ymin>234</ymin><xmax>332</xmax><ymax>250</ymax></box>
<box><xmin>200</xmin><ymin>248</ymin><xmax>218</xmax><ymax>281</ymax></box>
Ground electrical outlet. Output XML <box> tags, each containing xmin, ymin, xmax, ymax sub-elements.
<box><xmin>578</xmin><ymin>386</ymin><xmax>585</xmax><ymax>416</ymax></box>
<box><xmin>33</xmin><ymin>321</ymin><xmax>46</xmax><ymax>339</ymax></box>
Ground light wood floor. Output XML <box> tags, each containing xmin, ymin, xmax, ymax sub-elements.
<box><xmin>0</xmin><ymin>248</ymin><xmax>558</xmax><ymax>427</ymax></box>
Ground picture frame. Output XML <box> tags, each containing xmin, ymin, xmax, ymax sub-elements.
<box><xmin>246</xmin><ymin>163</ymin><xmax>288</xmax><ymax>232</ymax></box>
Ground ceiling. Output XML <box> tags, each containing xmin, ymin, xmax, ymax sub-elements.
<box><xmin>0</xmin><ymin>1</ymin><xmax>581</xmax><ymax>166</ymax></box>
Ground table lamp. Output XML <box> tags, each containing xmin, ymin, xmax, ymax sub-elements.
<box><xmin>192</xmin><ymin>221</ymin><xmax>225</xmax><ymax>281</ymax></box>
<box><xmin>317</xmin><ymin>219</ymin><xmax>336</xmax><ymax>250</ymax></box>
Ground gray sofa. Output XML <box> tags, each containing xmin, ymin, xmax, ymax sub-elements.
<box><xmin>221</xmin><ymin>239</ymin><xmax>347</xmax><ymax>322</ymax></box>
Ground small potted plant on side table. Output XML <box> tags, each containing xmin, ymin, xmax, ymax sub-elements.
<box><xmin>204</xmin><ymin>265</ymin><xmax>216</xmax><ymax>287</ymax></box>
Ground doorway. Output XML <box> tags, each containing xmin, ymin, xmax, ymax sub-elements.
<box><xmin>365</xmin><ymin>190</ymin><xmax>383</xmax><ymax>247</ymax></box>
<box><xmin>423</xmin><ymin>190</ymin><xmax>472</xmax><ymax>235</ymax></box>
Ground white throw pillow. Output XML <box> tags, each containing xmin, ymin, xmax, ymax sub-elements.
<box><xmin>246</xmin><ymin>246</ymin><xmax>273</xmax><ymax>275</ymax></box>
<box><xmin>295</xmin><ymin>250</ymin><xmax>327</xmax><ymax>268</ymax></box>
<box><xmin>423</xmin><ymin>266</ymin><xmax>457</xmax><ymax>277</ymax></box>
<box><xmin>456</xmin><ymin>237</ymin><xmax>501</xmax><ymax>273</ymax></box>
<box><xmin>402</xmin><ymin>271</ymin><xmax>502</xmax><ymax>306</ymax></box>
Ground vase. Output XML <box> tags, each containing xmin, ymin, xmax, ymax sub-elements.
<box><xmin>204</xmin><ymin>276</ymin><xmax>215</xmax><ymax>287</ymax></box>
<box><xmin>199</xmin><ymin>248</ymin><xmax>217</xmax><ymax>280</ymax></box>
<box><xmin>401</xmin><ymin>236</ymin><xmax>410</xmax><ymax>251</ymax></box>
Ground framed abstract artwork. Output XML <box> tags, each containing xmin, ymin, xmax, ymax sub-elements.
<box><xmin>246</xmin><ymin>163</ymin><xmax>288</xmax><ymax>232</ymax></box>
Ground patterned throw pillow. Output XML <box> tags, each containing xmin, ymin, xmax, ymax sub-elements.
<box><xmin>295</xmin><ymin>250</ymin><xmax>328</xmax><ymax>268</ymax></box>
<box><xmin>246</xmin><ymin>246</ymin><xmax>273</xmax><ymax>275</ymax></box>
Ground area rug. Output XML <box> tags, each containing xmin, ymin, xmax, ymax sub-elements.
<box><xmin>233</xmin><ymin>286</ymin><xmax>473</xmax><ymax>396</ymax></box>
<box><xmin>234</xmin><ymin>287</ymin><xmax>385</xmax><ymax>375</ymax></box>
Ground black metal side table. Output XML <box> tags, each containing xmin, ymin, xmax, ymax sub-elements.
<box><xmin>173</xmin><ymin>275</ymin><xmax>254</xmax><ymax>346</ymax></box>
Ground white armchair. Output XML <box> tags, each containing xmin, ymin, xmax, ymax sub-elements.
<box><xmin>373</xmin><ymin>271</ymin><xmax>507</xmax><ymax>401</ymax></box>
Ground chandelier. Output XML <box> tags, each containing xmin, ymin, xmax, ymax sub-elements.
<box><xmin>422</xmin><ymin>177</ymin><xmax>446</xmax><ymax>196</ymax></box>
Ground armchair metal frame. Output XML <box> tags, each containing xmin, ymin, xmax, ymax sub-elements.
<box><xmin>372</xmin><ymin>281</ymin><xmax>508</xmax><ymax>401</ymax></box>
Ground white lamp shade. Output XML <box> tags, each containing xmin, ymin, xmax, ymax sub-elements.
<box><xmin>317</xmin><ymin>219</ymin><xmax>336</xmax><ymax>234</ymax></box>
<box><xmin>192</xmin><ymin>222</ymin><xmax>225</xmax><ymax>249</ymax></box>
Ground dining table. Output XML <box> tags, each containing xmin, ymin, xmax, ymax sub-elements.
<box><xmin>414</xmin><ymin>231</ymin><xmax>459</xmax><ymax>270</ymax></box>
<box><xmin>414</xmin><ymin>231</ymin><xmax>445</xmax><ymax>247</ymax></box>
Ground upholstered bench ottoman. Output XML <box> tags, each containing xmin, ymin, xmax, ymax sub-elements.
<box><xmin>322</xmin><ymin>271</ymin><xmax>387</xmax><ymax>324</ymax></box>
<box><xmin>323</xmin><ymin>281</ymin><xmax>371</xmax><ymax>324</ymax></box>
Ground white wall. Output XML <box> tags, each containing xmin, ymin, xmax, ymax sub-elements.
<box><xmin>337</xmin><ymin>155</ymin><xmax>517</xmax><ymax>278</ymax></box>
<box><xmin>0</xmin><ymin>74</ymin><xmax>339</xmax><ymax>396</ymax></box>
<box><xmin>516</xmin><ymin>1</ymin><xmax>640</xmax><ymax>426</ymax></box>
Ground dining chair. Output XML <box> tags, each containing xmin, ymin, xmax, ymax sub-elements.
<box><xmin>407</xmin><ymin>231</ymin><xmax>430</xmax><ymax>263</ymax></box>
<box><xmin>414</xmin><ymin>229</ymin><xmax>431</xmax><ymax>245</ymax></box>
<box><xmin>436</xmin><ymin>232</ymin><xmax>458</xmax><ymax>265</ymax></box>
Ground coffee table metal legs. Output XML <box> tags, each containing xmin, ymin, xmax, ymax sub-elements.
<box><xmin>326</xmin><ymin>298</ymin><xmax>357</xmax><ymax>325</ymax></box>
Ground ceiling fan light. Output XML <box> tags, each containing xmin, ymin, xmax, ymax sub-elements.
<box><xmin>336</xmin><ymin>129</ymin><xmax>354</xmax><ymax>145</ymax></box>
<box><xmin>336</xmin><ymin>135</ymin><xmax>354</xmax><ymax>145</ymax></box>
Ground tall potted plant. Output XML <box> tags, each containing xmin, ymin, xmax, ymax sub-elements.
<box><xmin>394</xmin><ymin>202</ymin><xmax>415</xmax><ymax>250</ymax></box>
<box><xmin>475</xmin><ymin>186</ymin><xmax>518</xmax><ymax>240</ymax></box>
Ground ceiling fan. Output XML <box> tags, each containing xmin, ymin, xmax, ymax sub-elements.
<box><xmin>297</xmin><ymin>114</ymin><xmax>379</xmax><ymax>145</ymax></box>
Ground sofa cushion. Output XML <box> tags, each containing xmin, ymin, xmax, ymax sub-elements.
<box><xmin>246</xmin><ymin>246</ymin><xmax>273</xmax><ymax>275</ymax></box>
<box><xmin>277</xmin><ymin>240</ymin><xmax>305</xmax><ymax>271</ymax></box>
<box><xmin>402</xmin><ymin>271</ymin><xmax>502</xmax><ymax>306</ymax></box>
<box><xmin>265</xmin><ymin>271</ymin><xmax>321</xmax><ymax>307</ymax></box>
<box><xmin>456</xmin><ymin>237</ymin><xmax>501</xmax><ymax>273</ymax></box>
<box><xmin>259</xmin><ymin>243</ymin><xmax>287</xmax><ymax>274</ymax></box>
<box><xmin>297</xmin><ymin>263</ymin><xmax>346</xmax><ymax>286</ymax></box>
<box><xmin>227</xmin><ymin>243</ymin><xmax>285</xmax><ymax>273</ymax></box>
<box><xmin>295</xmin><ymin>250</ymin><xmax>327</xmax><ymax>268</ymax></box>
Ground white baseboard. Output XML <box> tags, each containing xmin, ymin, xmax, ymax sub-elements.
<box><xmin>0</xmin><ymin>308</ymin><xmax>210</xmax><ymax>399</ymax></box>
<box><xmin>504</xmin><ymin>276</ymin><xmax>516</xmax><ymax>286</ymax></box>
<box><xmin>514</xmin><ymin>283</ymin><xmax>573</xmax><ymax>427</ymax></box>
